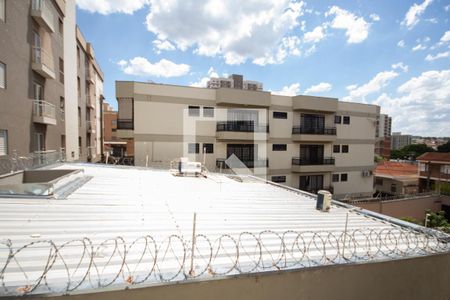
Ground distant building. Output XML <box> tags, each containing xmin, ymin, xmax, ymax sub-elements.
<box><xmin>391</xmin><ymin>132</ymin><xmax>412</xmax><ymax>150</ymax></box>
<box><xmin>417</xmin><ymin>152</ymin><xmax>450</xmax><ymax>192</ymax></box>
<box><xmin>102</xmin><ymin>103</ymin><xmax>133</xmax><ymax>158</ymax></box>
<box><xmin>375</xmin><ymin>114</ymin><xmax>392</xmax><ymax>158</ymax></box>
<box><xmin>374</xmin><ymin>161</ymin><xmax>418</xmax><ymax>196</ymax></box>
<box><xmin>207</xmin><ymin>74</ymin><xmax>263</xmax><ymax>91</ymax></box>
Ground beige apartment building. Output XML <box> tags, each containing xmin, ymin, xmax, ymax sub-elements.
<box><xmin>0</xmin><ymin>0</ymin><xmax>103</xmax><ymax>162</ymax></box>
<box><xmin>116</xmin><ymin>80</ymin><xmax>379</xmax><ymax>199</ymax></box>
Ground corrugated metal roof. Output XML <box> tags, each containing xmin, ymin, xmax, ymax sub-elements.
<box><xmin>0</xmin><ymin>163</ymin><xmax>448</xmax><ymax>296</ymax></box>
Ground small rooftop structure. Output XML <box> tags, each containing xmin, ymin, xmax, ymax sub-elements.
<box><xmin>417</xmin><ymin>152</ymin><xmax>450</xmax><ymax>163</ymax></box>
<box><xmin>0</xmin><ymin>163</ymin><xmax>448</xmax><ymax>297</ymax></box>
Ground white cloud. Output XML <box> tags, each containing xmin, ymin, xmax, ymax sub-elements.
<box><xmin>304</xmin><ymin>82</ymin><xmax>332</xmax><ymax>94</ymax></box>
<box><xmin>190</xmin><ymin>67</ymin><xmax>219</xmax><ymax>87</ymax></box>
<box><xmin>76</xmin><ymin>0</ymin><xmax>149</xmax><ymax>14</ymax></box>
<box><xmin>303</xmin><ymin>26</ymin><xmax>325</xmax><ymax>43</ymax></box>
<box><xmin>445</xmin><ymin>5</ymin><xmax>450</xmax><ymax>12</ymax></box>
<box><xmin>425</xmin><ymin>51</ymin><xmax>450</xmax><ymax>61</ymax></box>
<box><xmin>440</xmin><ymin>31</ymin><xmax>450</xmax><ymax>44</ymax></box>
<box><xmin>343</xmin><ymin>70</ymin><xmax>399</xmax><ymax>102</ymax></box>
<box><xmin>397</xmin><ymin>40</ymin><xmax>405</xmax><ymax>47</ymax></box>
<box><xmin>374</xmin><ymin>70</ymin><xmax>450</xmax><ymax>136</ymax></box>
<box><xmin>152</xmin><ymin>39</ymin><xmax>176</xmax><ymax>54</ymax></box>
<box><xmin>272</xmin><ymin>83</ymin><xmax>301</xmax><ymax>96</ymax></box>
<box><xmin>369</xmin><ymin>14</ymin><xmax>380</xmax><ymax>22</ymax></box>
<box><xmin>401</xmin><ymin>0</ymin><xmax>433</xmax><ymax>30</ymax></box>
<box><xmin>391</xmin><ymin>62</ymin><xmax>409</xmax><ymax>72</ymax></box>
<box><xmin>326</xmin><ymin>6</ymin><xmax>370</xmax><ymax>44</ymax></box>
<box><xmin>145</xmin><ymin>0</ymin><xmax>306</xmax><ymax>65</ymax></box>
<box><xmin>118</xmin><ymin>57</ymin><xmax>190</xmax><ymax>77</ymax></box>
<box><xmin>412</xmin><ymin>44</ymin><xmax>427</xmax><ymax>51</ymax></box>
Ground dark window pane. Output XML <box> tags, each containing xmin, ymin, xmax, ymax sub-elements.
<box><xmin>273</xmin><ymin>111</ymin><xmax>288</xmax><ymax>119</ymax></box>
<box><xmin>335</xmin><ymin>115</ymin><xmax>341</xmax><ymax>124</ymax></box>
<box><xmin>203</xmin><ymin>143</ymin><xmax>214</xmax><ymax>153</ymax></box>
<box><xmin>342</xmin><ymin>145</ymin><xmax>349</xmax><ymax>153</ymax></box>
<box><xmin>188</xmin><ymin>143</ymin><xmax>199</xmax><ymax>153</ymax></box>
<box><xmin>341</xmin><ymin>173</ymin><xmax>348</xmax><ymax>182</ymax></box>
<box><xmin>332</xmin><ymin>174</ymin><xmax>339</xmax><ymax>182</ymax></box>
<box><xmin>343</xmin><ymin>116</ymin><xmax>350</xmax><ymax>124</ymax></box>
<box><xmin>203</xmin><ymin>107</ymin><xmax>214</xmax><ymax>117</ymax></box>
<box><xmin>272</xmin><ymin>144</ymin><xmax>287</xmax><ymax>151</ymax></box>
<box><xmin>333</xmin><ymin>145</ymin><xmax>340</xmax><ymax>153</ymax></box>
<box><xmin>188</xmin><ymin>106</ymin><xmax>200</xmax><ymax>117</ymax></box>
<box><xmin>271</xmin><ymin>176</ymin><xmax>286</xmax><ymax>183</ymax></box>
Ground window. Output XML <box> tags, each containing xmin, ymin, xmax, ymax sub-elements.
<box><xmin>273</xmin><ymin>111</ymin><xmax>288</xmax><ymax>119</ymax></box>
<box><xmin>111</xmin><ymin>120</ymin><xmax>117</xmax><ymax>127</ymax></box>
<box><xmin>188</xmin><ymin>143</ymin><xmax>199</xmax><ymax>154</ymax></box>
<box><xmin>332</xmin><ymin>174</ymin><xmax>339</xmax><ymax>182</ymax></box>
<box><xmin>58</xmin><ymin>18</ymin><xmax>63</xmax><ymax>36</ymax></box>
<box><xmin>419</xmin><ymin>163</ymin><xmax>427</xmax><ymax>172</ymax></box>
<box><xmin>60</xmin><ymin>97</ymin><xmax>65</xmax><ymax>121</ymax></box>
<box><xmin>441</xmin><ymin>165</ymin><xmax>450</xmax><ymax>174</ymax></box>
<box><xmin>0</xmin><ymin>62</ymin><xmax>5</xmax><ymax>89</ymax></box>
<box><xmin>77</xmin><ymin>77</ymin><xmax>81</xmax><ymax>97</ymax></box>
<box><xmin>61</xmin><ymin>135</ymin><xmax>66</xmax><ymax>149</ymax></box>
<box><xmin>340</xmin><ymin>173</ymin><xmax>348</xmax><ymax>182</ymax></box>
<box><xmin>343</xmin><ymin>116</ymin><xmax>350</xmax><ymax>124</ymax></box>
<box><xmin>203</xmin><ymin>107</ymin><xmax>214</xmax><ymax>117</ymax></box>
<box><xmin>59</xmin><ymin>58</ymin><xmax>64</xmax><ymax>84</ymax></box>
<box><xmin>33</xmin><ymin>82</ymin><xmax>43</xmax><ymax>100</ymax></box>
<box><xmin>0</xmin><ymin>0</ymin><xmax>5</xmax><ymax>22</ymax></box>
<box><xmin>78</xmin><ymin>137</ymin><xmax>82</xmax><ymax>155</ymax></box>
<box><xmin>0</xmin><ymin>130</ymin><xmax>7</xmax><ymax>155</ymax></box>
<box><xmin>391</xmin><ymin>184</ymin><xmax>396</xmax><ymax>193</ymax></box>
<box><xmin>333</xmin><ymin>145</ymin><xmax>340</xmax><ymax>153</ymax></box>
<box><xmin>35</xmin><ymin>132</ymin><xmax>45</xmax><ymax>151</ymax></box>
<box><xmin>203</xmin><ymin>143</ymin><xmax>214</xmax><ymax>153</ymax></box>
<box><xmin>375</xmin><ymin>178</ymin><xmax>383</xmax><ymax>185</ymax></box>
<box><xmin>334</xmin><ymin>115</ymin><xmax>341</xmax><ymax>124</ymax></box>
<box><xmin>77</xmin><ymin>46</ymin><xmax>80</xmax><ymax>67</ymax></box>
<box><xmin>188</xmin><ymin>106</ymin><xmax>200</xmax><ymax>117</ymax></box>
<box><xmin>271</xmin><ymin>176</ymin><xmax>286</xmax><ymax>183</ymax></box>
<box><xmin>78</xmin><ymin>107</ymin><xmax>81</xmax><ymax>127</ymax></box>
<box><xmin>342</xmin><ymin>145</ymin><xmax>349</xmax><ymax>153</ymax></box>
<box><xmin>272</xmin><ymin>144</ymin><xmax>287</xmax><ymax>151</ymax></box>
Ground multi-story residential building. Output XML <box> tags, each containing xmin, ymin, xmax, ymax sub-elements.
<box><xmin>0</xmin><ymin>0</ymin><xmax>103</xmax><ymax>161</ymax></box>
<box><xmin>207</xmin><ymin>74</ymin><xmax>263</xmax><ymax>91</ymax></box>
<box><xmin>417</xmin><ymin>152</ymin><xmax>450</xmax><ymax>192</ymax></box>
<box><xmin>103</xmin><ymin>102</ymin><xmax>133</xmax><ymax>157</ymax></box>
<box><xmin>391</xmin><ymin>132</ymin><xmax>412</xmax><ymax>150</ymax></box>
<box><xmin>116</xmin><ymin>80</ymin><xmax>379</xmax><ymax>199</ymax></box>
<box><xmin>375</xmin><ymin>114</ymin><xmax>392</xmax><ymax>159</ymax></box>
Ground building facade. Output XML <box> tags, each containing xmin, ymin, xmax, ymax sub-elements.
<box><xmin>207</xmin><ymin>74</ymin><xmax>263</xmax><ymax>91</ymax></box>
<box><xmin>103</xmin><ymin>102</ymin><xmax>133</xmax><ymax>157</ymax></box>
<box><xmin>0</xmin><ymin>0</ymin><xmax>103</xmax><ymax>161</ymax></box>
<box><xmin>391</xmin><ymin>132</ymin><xmax>412</xmax><ymax>150</ymax></box>
<box><xmin>417</xmin><ymin>152</ymin><xmax>450</xmax><ymax>193</ymax></box>
<box><xmin>116</xmin><ymin>81</ymin><xmax>379</xmax><ymax>199</ymax></box>
<box><xmin>375</xmin><ymin>114</ymin><xmax>392</xmax><ymax>159</ymax></box>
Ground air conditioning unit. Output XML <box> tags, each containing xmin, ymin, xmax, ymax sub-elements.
<box><xmin>178</xmin><ymin>158</ymin><xmax>202</xmax><ymax>176</ymax></box>
<box><xmin>362</xmin><ymin>170</ymin><xmax>372</xmax><ymax>177</ymax></box>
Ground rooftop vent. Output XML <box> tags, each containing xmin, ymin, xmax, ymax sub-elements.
<box><xmin>316</xmin><ymin>190</ymin><xmax>332</xmax><ymax>212</ymax></box>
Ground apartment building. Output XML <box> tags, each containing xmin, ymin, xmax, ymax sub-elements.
<box><xmin>207</xmin><ymin>74</ymin><xmax>263</xmax><ymax>91</ymax></box>
<box><xmin>391</xmin><ymin>132</ymin><xmax>412</xmax><ymax>150</ymax></box>
<box><xmin>375</xmin><ymin>114</ymin><xmax>392</xmax><ymax>159</ymax></box>
<box><xmin>103</xmin><ymin>102</ymin><xmax>133</xmax><ymax>157</ymax></box>
<box><xmin>116</xmin><ymin>80</ymin><xmax>379</xmax><ymax>199</ymax></box>
<box><xmin>0</xmin><ymin>0</ymin><xmax>103</xmax><ymax>161</ymax></box>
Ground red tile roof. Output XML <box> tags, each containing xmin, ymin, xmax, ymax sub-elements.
<box><xmin>417</xmin><ymin>152</ymin><xmax>450</xmax><ymax>163</ymax></box>
<box><xmin>374</xmin><ymin>161</ymin><xmax>418</xmax><ymax>177</ymax></box>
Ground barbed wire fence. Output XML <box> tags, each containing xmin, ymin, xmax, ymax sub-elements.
<box><xmin>0</xmin><ymin>228</ymin><xmax>448</xmax><ymax>296</ymax></box>
<box><xmin>0</xmin><ymin>150</ymin><xmax>64</xmax><ymax>176</ymax></box>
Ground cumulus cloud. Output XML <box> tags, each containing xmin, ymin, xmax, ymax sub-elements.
<box><xmin>272</xmin><ymin>83</ymin><xmax>301</xmax><ymax>96</ymax></box>
<box><xmin>439</xmin><ymin>31</ymin><xmax>450</xmax><ymax>44</ymax></box>
<box><xmin>425</xmin><ymin>51</ymin><xmax>450</xmax><ymax>61</ymax></box>
<box><xmin>77</xmin><ymin>0</ymin><xmax>149</xmax><ymax>14</ymax></box>
<box><xmin>397</xmin><ymin>40</ymin><xmax>405</xmax><ymax>47</ymax></box>
<box><xmin>303</xmin><ymin>26</ymin><xmax>326</xmax><ymax>43</ymax></box>
<box><xmin>326</xmin><ymin>6</ymin><xmax>370</xmax><ymax>44</ymax></box>
<box><xmin>374</xmin><ymin>70</ymin><xmax>450</xmax><ymax>136</ymax></box>
<box><xmin>401</xmin><ymin>0</ymin><xmax>433</xmax><ymax>30</ymax></box>
<box><xmin>190</xmin><ymin>67</ymin><xmax>219</xmax><ymax>87</ymax></box>
<box><xmin>145</xmin><ymin>0</ymin><xmax>306</xmax><ymax>65</ymax></box>
<box><xmin>412</xmin><ymin>44</ymin><xmax>427</xmax><ymax>51</ymax></box>
<box><xmin>391</xmin><ymin>62</ymin><xmax>409</xmax><ymax>73</ymax></box>
<box><xmin>343</xmin><ymin>70</ymin><xmax>399</xmax><ymax>102</ymax></box>
<box><xmin>304</xmin><ymin>82</ymin><xmax>332</xmax><ymax>94</ymax></box>
<box><xmin>117</xmin><ymin>57</ymin><xmax>190</xmax><ymax>77</ymax></box>
<box><xmin>369</xmin><ymin>14</ymin><xmax>380</xmax><ymax>21</ymax></box>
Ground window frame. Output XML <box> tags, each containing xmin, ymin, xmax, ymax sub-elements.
<box><xmin>272</xmin><ymin>144</ymin><xmax>287</xmax><ymax>151</ymax></box>
<box><xmin>202</xmin><ymin>143</ymin><xmax>214</xmax><ymax>154</ymax></box>
<box><xmin>0</xmin><ymin>61</ymin><xmax>6</xmax><ymax>89</ymax></box>
<box><xmin>203</xmin><ymin>107</ymin><xmax>214</xmax><ymax>118</ymax></box>
<box><xmin>342</xmin><ymin>145</ymin><xmax>349</xmax><ymax>153</ymax></box>
<box><xmin>334</xmin><ymin>115</ymin><xmax>341</xmax><ymax>124</ymax></box>
<box><xmin>188</xmin><ymin>143</ymin><xmax>200</xmax><ymax>154</ymax></box>
<box><xmin>188</xmin><ymin>106</ymin><xmax>200</xmax><ymax>117</ymax></box>
<box><xmin>273</xmin><ymin>111</ymin><xmax>288</xmax><ymax>119</ymax></box>
<box><xmin>271</xmin><ymin>175</ymin><xmax>286</xmax><ymax>183</ymax></box>
<box><xmin>340</xmin><ymin>173</ymin><xmax>348</xmax><ymax>182</ymax></box>
<box><xmin>0</xmin><ymin>129</ymin><xmax>8</xmax><ymax>156</ymax></box>
<box><xmin>332</xmin><ymin>174</ymin><xmax>339</xmax><ymax>182</ymax></box>
<box><xmin>333</xmin><ymin>145</ymin><xmax>340</xmax><ymax>153</ymax></box>
<box><xmin>343</xmin><ymin>116</ymin><xmax>350</xmax><ymax>124</ymax></box>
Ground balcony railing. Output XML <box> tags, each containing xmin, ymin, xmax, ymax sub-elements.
<box><xmin>216</xmin><ymin>121</ymin><xmax>269</xmax><ymax>133</ymax></box>
<box><xmin>31</xmin><ymin>0</ymin><xmax>55</xmax><ymax>32</ymax></box>
<box><xmin>32</xmin><ymin>100</ymin><xmax>56</xmax><ymax>119</ymax></box>
<box><xmin>292</xmin><ymin>126</ymin><xmax>336</xmax><ymax>135</ymax></box>
<box><xmin>117</xmin><ymin>119</ymin><xmax>134</xmax><ymax>130</ymax></box>
<box><xmin>32</xmin><ymin>46</ymin><xmax>55</xmax><ymax>78</ymax></box>
<box><xmin>86</xmin><ymin>96</ymin><xmax>95</xmax><ymax>108</ymax></box>
<box><xmin>292</xmin><ymin>157</ymin><xmax>335</xmax><ymax>166</ymax></box>
<box><xmin>86</xmin><ymin>120</ymin><xmax>95</xmax><ymax>132</ymax></box>
<box><xmin>216</xmin><ymin>158</ymin><xmax>269</xmax><ymax>169</ymax></box>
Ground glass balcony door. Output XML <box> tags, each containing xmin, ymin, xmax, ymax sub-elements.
<box><xmin>227</xmin><ymin>144</ymin><xmax>256</xmax><ymax>163</ymax></box>
<box><xmin>299</xmin><ymin>175</ymin><xmax>323</xmax><ymax>193</ymax></box>
<box><xmin>300</xmin><ymin>145</ymin><xmax>324</xmax><ymax>164</ymax></box>
<box><xmin>300</xmin><ymin>113</ymin><xmax>325</xmax><ymax>133</ymax></box>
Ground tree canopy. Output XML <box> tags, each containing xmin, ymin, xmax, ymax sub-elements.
<box><xmin>391</xmin><ymin>144</ymin><xmax>435</xmax><ymax>160</ymax></box>
<box><xmin>437</xmin><ymin>140</ymin><xmax>450</xmax><ymax>153</ymax></box>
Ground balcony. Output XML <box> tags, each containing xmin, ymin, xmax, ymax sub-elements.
<box><xmin>87</xmin><ymin>146</ymin><xmax>96</xmax><ymax>159</ymax></box>
<box><xmin>31</xmin><ymin>0</ymin><xmax>55</xmax><ymax>32</ymax></box>
<box><xmin>86</xmin><ymin>96</ymin><xmax>95</xmax><ymax>109</ymax></box>
<box><xmin>291</xmin><ymin>157</ymin><xmax>335</xmax><ymax>173</ymax></box>
<box><xmin>86</xmin><ymin>67</ymin><xmax>95</xmax><ymax>84</ymax></box>
<box><xmin>86</xmin><ymin>121</ymin><xmax>95</xmax><ymax>134</ymax></box>
<box><xmin>117</xmin><ymin>119</ymin><xmax>134</xmax><ymax>139</ymax></box>
<box><xmin>32</xmin><ymin>47</ymin><xmax>55</xmax><ymax>79</ymax></box>
<box><xmin>32</xmin><ymin>100</ymin><xmax>56</xmax><ymax>125</ymax></box>
<box><xmin>292</xmin><ymin>126</ymin><xmax>337</xmax><ymax>142</ymax></box>
<box><xmin>216</xmin><ymin>121</ymin><xmax>269</xmax><ymax>141</ymax></box>
<box><xmin>216</xmin><ymin>158</ymin><xmax>269</xmax><ymax>169</ymax></box>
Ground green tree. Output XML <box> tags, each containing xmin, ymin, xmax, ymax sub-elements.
<box><xmin>425</xmin><ymin>210</ymin><xmax>449</xmax><ymax>228</ymax></box>
<box><xmin>391</xmin><ymin>144</ymin><xmax>435</xmax><ymax>160</ymax></box>
<box><xmin>437</xmin><ymin>141</ymin><xmax>450</xmax><ymax>153</ymax></box>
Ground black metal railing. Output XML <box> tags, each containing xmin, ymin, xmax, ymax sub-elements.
<box><xmin>117</xmin><ymin>119</ymin><xmax>134</xmax><ymax>130</ymax></box>
<box><xmin>216</xmin><ymin>121</ymin><xmax>269</xmax><ymax>133</ymax></box>
<box><xmin>292</xmin><ymin>126</ymin><xmax>336</xmax><ymax>135</ymax></box>
<box><xmin>216</xmin><ymin>158</ymin><xmax>269</xmax><ymax>169</ymax></box>
<box><xmin>292</xmin><ymin>157</ymin><xmax>335</xmax><ymax>165</ymax></box>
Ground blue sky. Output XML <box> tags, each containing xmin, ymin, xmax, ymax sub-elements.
<box><xmin>76</xmin><ymin>0</ymin><xmax>450</xmax><ymax>136</ymax></box>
